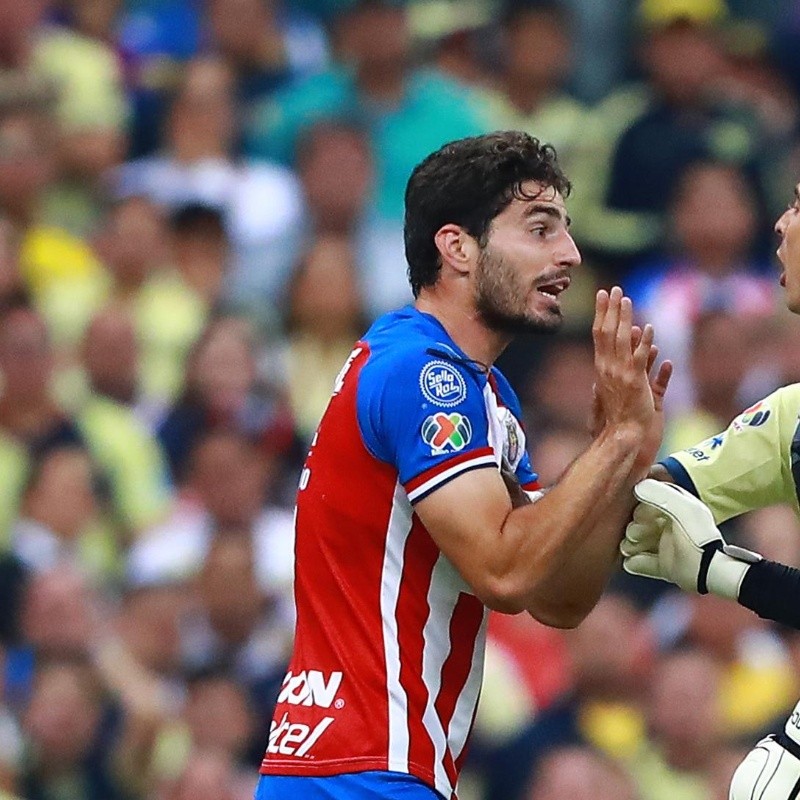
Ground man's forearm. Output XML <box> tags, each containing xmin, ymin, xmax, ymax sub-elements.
<box><xmin>525</xmin><ymin>484</ymin><xmax>636</xmax><ymax>623</ymax></box>
<box><xmin>501</xmin><ymin>423</ymin><xmax>641</xmax><ymax>622</ymax></box>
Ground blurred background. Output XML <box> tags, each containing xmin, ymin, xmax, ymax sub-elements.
<box><xmin>1</xmin><ymin>0</ymin><xmax>800</xmax><ymax>798</ymax></box>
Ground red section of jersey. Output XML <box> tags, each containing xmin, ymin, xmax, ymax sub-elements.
<box><xmin>396</xmin><ymin>518</ymin><xmax>440</xmax><ymax>784</ymax></box>
<box><xmin>260</xmin><ymin>345</ymin><xmax>489</xmax><ymax>799</ymax></box>
<box><xmin>436</xmin><ymin>593</ymin><xmax>484</xmax><ymax>788</ymax></box>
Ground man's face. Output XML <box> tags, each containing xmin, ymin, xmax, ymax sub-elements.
<box><xmin>775</xmin><ymin>184</ymin><xmax>800</xmax><ymax>313</ymax></box>
<box><xmin>474</xmin><ymin>181</ymin><xmax>580</xmax><ymax>334</ymax></box>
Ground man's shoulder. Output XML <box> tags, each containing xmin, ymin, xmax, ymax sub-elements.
<box><xmin>364</xmin><ymin>308</ymin><xmax>456</xmax><ymax>367</ymax></box>
<box><xmin>769</xmin><ymin>382</ymin><xmax>800</xmax><ymax>405</ymax></box>
<box><xmin>362</xmin><ymin>312</ymin><xmax>485</xmax><ymax>406</ymax></box>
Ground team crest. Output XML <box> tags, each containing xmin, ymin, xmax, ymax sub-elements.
<box><xmin>422</xmin><ymin>412</ymin><xmax>472</xmax><ymax>454</ymax></box>
<box><xmin>419</xmin><ymin>361</ymin><xmax>467</xmax><ymax>407</ymax></box>
<box><xmin>498</xmin><ymin>407</ymin><xmax>525</xmax><ymax>470</ymax></box>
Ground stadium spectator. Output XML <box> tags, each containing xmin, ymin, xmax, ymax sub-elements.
<box><xmin>626</xmin><ymin>160</ymin><xmax>776</xmax><ymax>414</ymax></box>
<box><xmin>156</xmin><ymin>316</ymin><xmax>298</xmax><ymax>485</ymax></box>
<box><xmin>283</xmin><ymin>234</ymin><xmax>367</xmax><ymax>439</ymax></box>
<box><xmin>605</xmin><ymin>0</ymin><xmax>793</xmax><ymax>262</ymax></box>
<box><xmin>662</xmin><ymin>311</ymin><xmax>752</xmax><ymax>453</ymax></box>
<box><xmin>205</xmin><ymin>0</ymin><xmax>328</xmax><ymax>109</ymax></box>
<box><xmin>244</xmin><ymin>0</ymin><xmax>489</xmax><ymax>221</ymax></box>
<box><xmin>526</xmin><ymin>745</ymin><xmax>639</xmax><ymax>800</ymax></box>
<box><xmin>289</xmin><ymin>119</ymin><xmax>411</xmax><ymax>319</ymax></box>
<box><xmin>472</xmin><ymin>592</ymin><xmax>652</xmax><ymax>800</ymax></box>
<box><xmin>9</xmin><ymin>446</ymin><xmax>99</xmax><ymax>576</ymax></box>
<box><xmin>20</xmin><ymin>655</ymin><xmax>128</xmax><ymax>800</ymax></box>
<box><xmin>626</xmin><ymin>647</ymin><xmax>725</xmax><ymax>800</ymax></box>
<box><xmin>114</xmin><ymin>56</ymin><xmax>303</xmax><ymax>328</ymax></box>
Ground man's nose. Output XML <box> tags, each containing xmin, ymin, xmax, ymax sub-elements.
<box><xmin>775</xmin><ymin>211</ymin><xmax>789</xmax><ymax>238</ymax></box>
<box><xmin>559</xmin><ymin>232</ymin><xmax>582</xmax><ymax>268</ymax></box>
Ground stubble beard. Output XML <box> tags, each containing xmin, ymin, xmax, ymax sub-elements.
<box><xmin>474</xmin><ymin>245</ymin><xmax>563</xmax><ymax>336</ymax></box>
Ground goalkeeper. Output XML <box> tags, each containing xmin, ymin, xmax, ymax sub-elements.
<box><xmin>621</xmin><ymin>183</ymin><xmax>800</xmax><ymax>799</ymax></box>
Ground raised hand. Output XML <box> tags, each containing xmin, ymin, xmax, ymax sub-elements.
<box><xmin>588</xmin><ymin>292</ymin><xmax>672</xmax><ymax>477</ymax></box>
<box><xmin>591</xmin><ymin>287</ymin><xmax>659</xmax><ymax>436</ymax></box>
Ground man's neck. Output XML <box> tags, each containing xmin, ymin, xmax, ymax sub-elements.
<box><xmin>414</xmin><ymin>293</ymin><xmax>510</xmax><ymax>368</ymax></box>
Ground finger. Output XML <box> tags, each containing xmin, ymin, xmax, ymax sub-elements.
<box><xmin>620</xmin><ymin>536</ymin><xmax>657</xmax><ymax>559</ymax></box>
<box><xmin>624</xmin><ymin>519</ymin><xmax>663</xmax><ymax>549</ymax></box>
<box><xmin>615</xmin><ymin>294</ymin><xmax>633</xmax><ymax>361</ymax></box>
<box><xmin>621</xmin><ymin>530</ymin><xmax>660</xmax><ymax>558</ymax></box>
<box><xmin>623</xmin><ymin>552</ymin><xmax>668</xmax><ymax>581</ymax></box>
<box><xmin>600</xmin><ymin>286</ymin><xmax>622</xmax><ymax>356</ymax></box>
<box><xmin>630</xmin><ymin>325</ymin><xmax>643</xmax><ymax>353</ymax></box>
<box><xmin>646</xmin><ymin>343</ymin><xmax>658</xmax><ymax>375</ymax></box>
<box><xmin>592</xmin><ymin>289</ymin><xmax>609</xmax><ymax>346</ymax></box>
<box><xmin>632</xmin><ymin>497</ymin><xmax>668</xmax><ymax>525</ymax></box>
<box><xmin>632</xmin><ymin>323</ymin><xmax>654</xmax><ymax>371</ymax></box>
<box><xmin>651</xmin><ymin>360</ymin><xmax>673</xmax><ymax>412</ymax></box>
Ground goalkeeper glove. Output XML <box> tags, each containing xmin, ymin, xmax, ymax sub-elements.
<box><xmin>621</xmin><ymin>479</ymin><xmax>761</xmax><ymax>600</ymax></box>
<box><xmin>729</xmin><ymin>700</ymin><xmax>800</xmax><ymax>799</ymax></box>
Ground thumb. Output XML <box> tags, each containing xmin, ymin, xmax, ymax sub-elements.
<box><xmin>623</xmin><ymin>552</ymin><xmax>669</xmax><ymax>582</ymax></box>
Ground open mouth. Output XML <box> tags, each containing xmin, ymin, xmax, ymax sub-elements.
<box><xmin>536</xmin><ymin>277</ymin><xmax>571</xmax><ymax>299</ymax></box>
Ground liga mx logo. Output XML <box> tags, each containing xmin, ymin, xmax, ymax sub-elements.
<box><xmin>419</xmin><ymin>361</ymin><xmax>467</xmax><ymax>407</ymax></box>
<box><xmin>422</xmin><ymin>412</ymin><xmax>472</xmax><ymax>454</ymax></box>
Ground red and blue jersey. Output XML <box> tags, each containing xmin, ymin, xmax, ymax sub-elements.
<box><xmin>260</xmin><ymin>306</ymin><xmax>540</xmax><ymax>799</ymax></box>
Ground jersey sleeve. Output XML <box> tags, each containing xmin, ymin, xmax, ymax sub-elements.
<box><xmin>661</xmin><ymin>385</ymin><xmax>800</xmax><ymax>523</ymax></box>
<box><xmin>357</xmin><ymin>350</ymin><xmax>498</xmax><ymax>503</ymax></box>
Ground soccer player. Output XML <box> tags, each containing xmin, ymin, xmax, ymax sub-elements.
<box><xmin>621</xmin><ymin>181</ymin><xmax>800</xmax><ymax>799</ymax></box>
<box><xmin>256</xmin><ymin>131</ymin><xmax>670</xmax><ymax>800</ymax></box>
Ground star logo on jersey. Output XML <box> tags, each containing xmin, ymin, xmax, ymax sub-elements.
<box><xmin>419</xmin><ymin>361</ymin><xmax>468</xmax><ymax>407</ymax></box>
<box><xmin>422</xmin><ymin>412</ymin><xmax>472</xmax><ymax>454</ymax></box>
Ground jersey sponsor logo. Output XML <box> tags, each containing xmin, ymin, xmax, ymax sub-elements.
<box><xmin>278</xmin><ymin>670</ymin><xmax>343</xmax><ymax>708</ymax></box>
<box><xmin>268</xmin><ymin>712</ymin><xmax>335</xmax><ymax>758</ymax></box>
<box><xmin>419</xmin><ymin>360</ymin><xmax>468</xmax><ymax>407</ymax></box>
<box><xmin>733</xmin><ymin>401</ymin><xmax>771</xmax><ymax>431</ymax></box>
<box><xmin>422</xmin><ymin>412</ymin><xmax>472</xmax><ymax>454</ymax></box>
<box><xmin>686</xmin><ymin>446</ymin><xmax>710</xmax><ymax>462</ymax></box>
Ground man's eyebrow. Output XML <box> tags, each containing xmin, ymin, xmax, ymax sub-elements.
<box><xmin>524</xmin><ymin>203</ymin><xmax>571</xmax><ymax>227</ymax></box>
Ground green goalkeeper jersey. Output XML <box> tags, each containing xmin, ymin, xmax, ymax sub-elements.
<box><xmin>662</xmin><ymin>384</ymin><xmax>800</xmax><ymax>523</ymax></box>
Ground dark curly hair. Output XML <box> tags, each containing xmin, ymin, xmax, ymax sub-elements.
<box><xmin>404</xmin><ymin>131</ymin><xmax>570</xmax><ymax>297</ymax></box>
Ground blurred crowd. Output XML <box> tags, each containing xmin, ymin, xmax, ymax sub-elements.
<box><xmin>2</xmin><ymin>0</ymin><xmax>800</xmax><ymax>798</ymax></box>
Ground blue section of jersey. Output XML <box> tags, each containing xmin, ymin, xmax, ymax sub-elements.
<box><xmin>660</xmin><ymin>456</ymin><xmax>700</xmax><ymax>496</ymax></box>
<box><xmin>255</xmin><ymin>771</ymin><xmax>444</xmax><ymax>799</ymax></box>
<box><xmin>357</xmin><ymin>307</ymin><xmax>493</xmax><ymax>486</ymax></box>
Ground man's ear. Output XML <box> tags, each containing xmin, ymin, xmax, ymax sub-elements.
<box><xmin>434</xmin><ymin>224</ymin><xmax>479</xmax><ymax>277</ymax></box>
